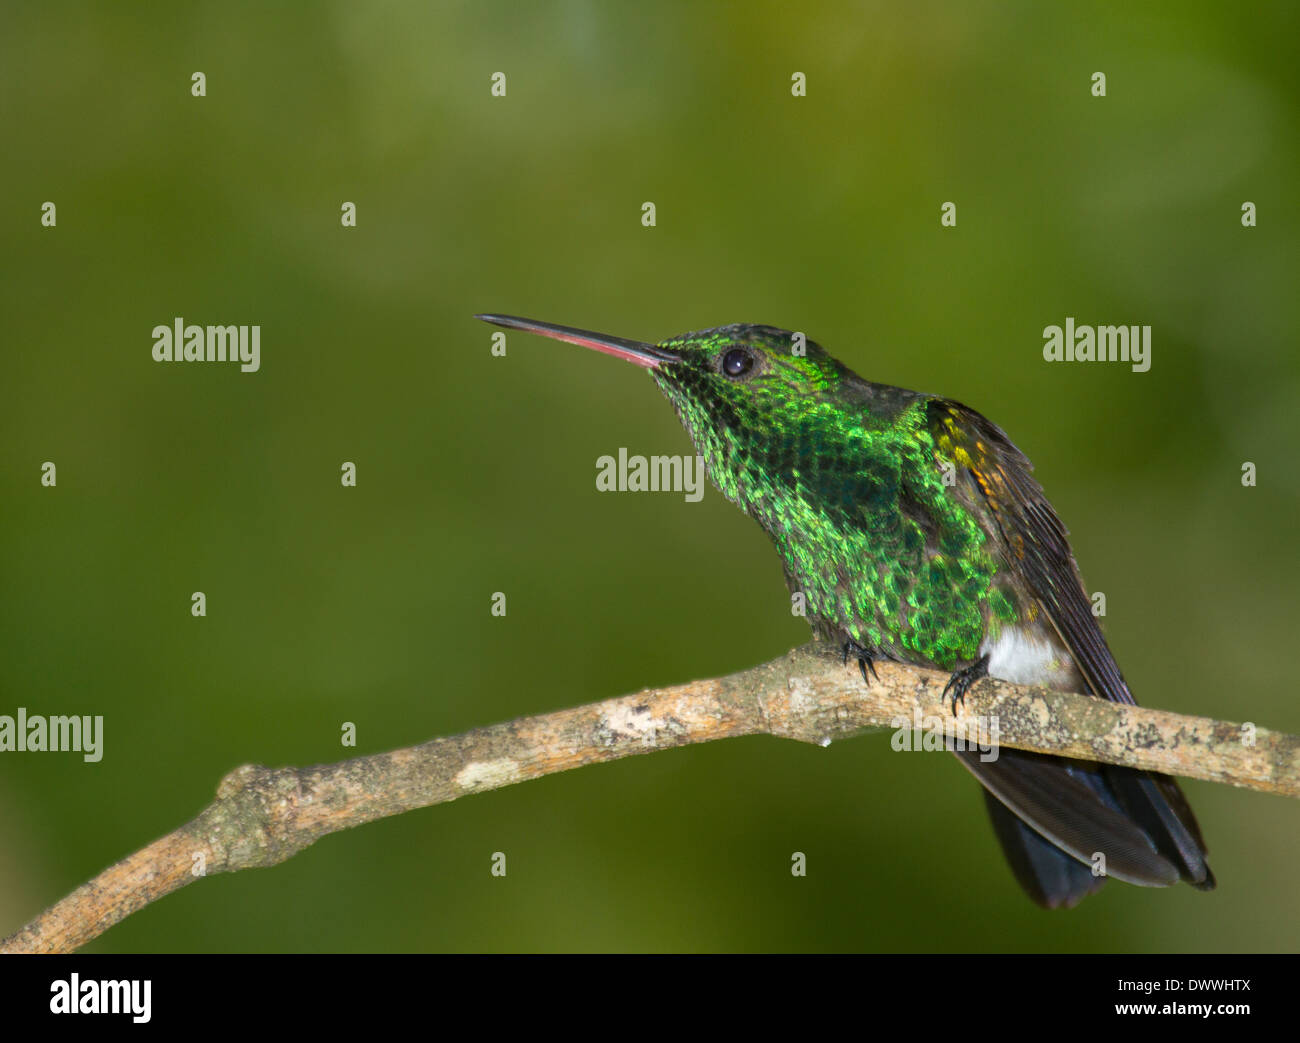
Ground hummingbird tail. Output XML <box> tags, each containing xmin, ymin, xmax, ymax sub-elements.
<box><xmin>980</xmin><ymin>790</ymin><xmax>1107</xmax><ymax>908</ymax></box>
<box><xmin>1101</xmin><ymin>768</ymin><xmax>1216</xmax><ymax>891</ymax></box>
<box><xmin>952</xmin><ymin>746</ymin><xmax>1213</xmax><ymax>906</ymax></box>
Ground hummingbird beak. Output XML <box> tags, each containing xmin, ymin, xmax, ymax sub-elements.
<box><xmin>475</xmin><ymin>314</ymin><xmax>679</xmax><ymax>369</ymax></box>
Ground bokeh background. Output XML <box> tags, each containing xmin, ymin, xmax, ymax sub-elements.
<box><xmin>2</xmin><ymin>1</ymin><xmax>1297</xmax><ymax>952</ymax></box>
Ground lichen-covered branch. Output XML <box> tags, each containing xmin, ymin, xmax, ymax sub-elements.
<box><xmin>3</xmin><ymin>642</ymin><xmax>1295</xmax><ymax>953</ymax></box>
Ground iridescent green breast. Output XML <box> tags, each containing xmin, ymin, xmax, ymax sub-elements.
<box><xmin>695</xmin><ymin>395</ymin><xmax>1018</xmax><ymax>670</ymax></box>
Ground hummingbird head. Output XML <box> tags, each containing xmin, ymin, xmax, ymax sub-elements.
<box><xmin>476</xmin><ymin>313</ymin><xmax>849</xmax><ymax>442</ymax></box>
<box><xmin>474</xmin><ymin>314</ymin><xmax>887</xmax><ymax>511</ymax></box>
<box><xmin>648</xmin><ymin>323</ymin><xmax>848</xmax><ymax>450</ymax></box>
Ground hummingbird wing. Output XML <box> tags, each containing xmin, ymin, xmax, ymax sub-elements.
<box><xmin>927</xmin><ymin>399</ymin><xmax>1214</xmax><ymax>903</ymax></box>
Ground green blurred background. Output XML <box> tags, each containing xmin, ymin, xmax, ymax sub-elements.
<box><xmin>2</xmin><ymin>1</ymin><xmax>1297</xmax><ymax>952</ymax></box>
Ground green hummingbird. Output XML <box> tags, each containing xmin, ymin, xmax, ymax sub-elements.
<box><xmin>476</xmin><ymin>313</ymin><xmax>1214</xmax><ymax>908</ymax></box>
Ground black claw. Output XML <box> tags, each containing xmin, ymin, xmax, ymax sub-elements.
<box><xmin>943</xmin><ymin>653</ymin><xmax>990</xmax><ymax>714</ymax></box>
<box><xmin>842</xmin><ymin>637</ymin><xmax>880</xmax><ymax>686</ymax></box>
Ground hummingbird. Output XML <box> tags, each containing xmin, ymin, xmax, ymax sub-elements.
<box><xmin>476</xmin><ymin>313</ymin><xmax>1214</xmax><ymax>908</ymax></box>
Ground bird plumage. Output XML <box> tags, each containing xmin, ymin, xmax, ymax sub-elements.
<box><xmin>478</xmin><ymin>314</ymin><xmax>1214</xmax><ymax>907</ymax></box>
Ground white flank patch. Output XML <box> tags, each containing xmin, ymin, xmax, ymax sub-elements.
<box><xmin>980</xmin><ymin>626</ymin><xmax>1072</xmax><ymax>688</ymax></box>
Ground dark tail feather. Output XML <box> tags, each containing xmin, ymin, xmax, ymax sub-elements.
<box><xmin>981</xmin><ymin>791</ymin><xmax>1106</xmax><ymax>908</ymax></box>
<box><xmin>1104</xmin><ymin>768</ymin><xmax>1216</xmax><ymax>890</ymax></box>
<box><xmin>952</xmin><ymin>746</ymin><xmax>1213</xmax><ymax>902</ymax></box>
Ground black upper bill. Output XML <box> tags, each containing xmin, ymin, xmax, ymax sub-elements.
<box><xmin>475</xmin><ymin>314</ymin><xmax>679</xmax><ymax>369</ymax></box>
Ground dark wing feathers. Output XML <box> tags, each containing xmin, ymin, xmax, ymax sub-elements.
<box><xmin>928</xmin><ymin>399</ymin><xmax>1213</xmax><ymax>897</ymax></box>
<box><xmin>932</xmin><ymin>401</ymin><xmax>1134</xmax><ymax>703</ymax></box>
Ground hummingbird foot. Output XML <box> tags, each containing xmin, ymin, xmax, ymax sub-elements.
<box><xmin>842</xmin><ymin>637</ymin><xmax>881</xmax><ymax>685</ymax></box>
<box><xmin>943</xmin><ymin>654</ymin><xmax>990</xmax><ymax>714</ymax></box>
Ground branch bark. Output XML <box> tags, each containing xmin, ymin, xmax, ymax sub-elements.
<box><xmin>4</xmin><ymin>642</ymin><xmax>1296</xmax><ymax>953</ymax></box>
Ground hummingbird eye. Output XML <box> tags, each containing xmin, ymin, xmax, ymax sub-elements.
<box><xmin>721</xmin><ymin>348</ymin><xmax>754</xmax><ymax>378</ymax></box>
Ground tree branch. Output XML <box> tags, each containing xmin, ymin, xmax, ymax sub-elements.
<box><xmin>4</xmin><ymin>642</ymin><xmax>1295</xmax><ymax>953</ymax></box>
